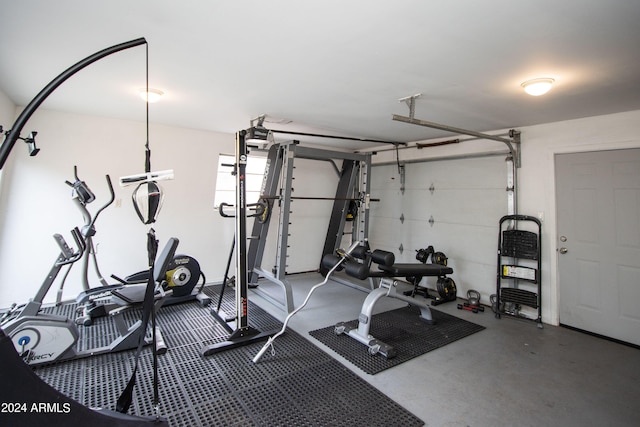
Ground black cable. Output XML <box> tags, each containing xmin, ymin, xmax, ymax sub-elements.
<box><xmin>145</xmin><ymin>43</ymin><xmax>151</xmax><ymax>174</ymax></box>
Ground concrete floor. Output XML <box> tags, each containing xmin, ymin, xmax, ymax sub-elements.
<box><xmin>250</xmin><ymin>272</ymin><xmax>640</xmax><ymax>427</ymax></box>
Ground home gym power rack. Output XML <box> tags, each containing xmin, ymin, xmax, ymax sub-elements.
<box><xmin>202</xmin><ymin>124</ymin><xmax>401</xmax><ymax>354</ymax></box>
<box><xmin>247</xmin><ymin>139</ymin><xmax>376</xmax><ymax>313</ymax></box>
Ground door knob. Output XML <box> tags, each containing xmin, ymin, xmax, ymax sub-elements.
<box><xmin>559</xmin><ymin>247</ymin><xmax>568</xmax><ymax>254</ymax></box>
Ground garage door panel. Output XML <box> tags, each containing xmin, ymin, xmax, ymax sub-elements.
<box><xmin>403</xmin><ymin>188</ymin><xmax>505</xmax><ymax>228</ymax></box>
<box><xmin>404</xmin><ymin>156</ymin><xmax>507</xmax><ymax>189</ymax></box>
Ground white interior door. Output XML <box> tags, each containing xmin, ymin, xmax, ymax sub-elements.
<box><xmin>555</xmin><ymin>148</ymin><xmax>640</xmax><ymax>346</ymax></box>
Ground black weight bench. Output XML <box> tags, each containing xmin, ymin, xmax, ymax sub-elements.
<box><xmin>377</xmin><ymin>262</ymin><xmax>452</xmax><ymax>277</ymax></box>
<box><xmin>332</xmin><ymin>247</ymin><xmax>454</xmax><ymax>358</ymax></box>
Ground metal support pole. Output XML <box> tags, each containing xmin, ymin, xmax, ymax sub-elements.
<box><xmin>234</xmin><ymin>130</ymin><xmax>250</xmax><ymax>331</ymax></box>
<box><xmin>275</xmin><ymin>144</ymin><xmax>295</xmax><ymax>279</ymax></box>
<box><xmin>392</xmin><ymin>114</ymin><xmax>520</xmax><ymax>168</ymax></box>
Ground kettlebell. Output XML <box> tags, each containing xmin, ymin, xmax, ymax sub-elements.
<box><xmin>490</xmin><ymin>294</ymin><xmax>504</xmax><ymax>314</ymax></box>
<box><xmin>467</xmin><ymin>290</ymin><xmax>481</xmax><ymax>307</ymax></box>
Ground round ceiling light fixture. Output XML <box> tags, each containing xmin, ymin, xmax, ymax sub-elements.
<box><xmin>521</xmin><ymin>78</ymin><xmax>555</xmax><ymax>96</ymax></box>
<box><xmin>139</xmin><ymin>88</ymin><xmax>164</xmax><ymax>103</ymax></box>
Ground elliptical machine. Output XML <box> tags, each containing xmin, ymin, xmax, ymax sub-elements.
<box><xmin>0</xmin><ymin>228</ymin><xmax>178</xmax><ymax>366</ymax></box>
<box><xmin>54</xmin><ymin>166</ymin><xmax>115</xmax><ymax>304</ymax></box>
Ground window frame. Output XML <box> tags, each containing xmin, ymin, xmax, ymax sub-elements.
<box><xmin>213</xmin><ymin>153</ymin><xmax>268</xmax><ymax>208</ymax></box>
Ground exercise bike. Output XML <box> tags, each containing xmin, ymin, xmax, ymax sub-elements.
<box><xmin>0</xmin><ymin>228</ymin><xmax>179</xmax><ymax>366</ymax></box>
<box><xmin>76</xmin><ymin>254</ymin><xmax>210</xmax><ymax>325</ymax></box>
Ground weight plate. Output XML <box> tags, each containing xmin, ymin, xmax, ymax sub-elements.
<box><xmin>433</xmin><ymin>252</ymin><xmax>448</xmax><ymax>266</ymax></box>
<box><xmin>436</xmin><ymin>277</ymin><xmax>457</xmax><ymax>301</ymax></box>
<box><xmin>257</xmin><ymin>198</ymin><xmax>272</xmax><ymax>224</ymax></box>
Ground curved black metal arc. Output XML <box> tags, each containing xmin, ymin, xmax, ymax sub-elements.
<box><xmin>0</xmin><ymin>37</ymin><xmax>147</xmax><ymax>170</ymax></box>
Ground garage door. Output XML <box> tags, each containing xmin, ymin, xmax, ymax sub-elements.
<box><xmin>369</xmin><ymin>155</ymin><xmax>509</xmax><ymax>300</ymax></box>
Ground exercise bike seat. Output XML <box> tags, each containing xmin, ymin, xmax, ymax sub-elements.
<box><xmin>378</xmin><ymin>263</ymin><xmax>453</xmax><ymax>278</ymax></box>
<box><xmin>108</xmin><ymin>238</ymin><xmax>180</xmax><ymax>306</ymax></box>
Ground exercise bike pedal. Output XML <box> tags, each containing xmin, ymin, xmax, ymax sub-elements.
<box><xmin>75</xmin><ymin>314</ymin><xmax>93</xmax><ymax>326</ymax></box>
<box><xmin>195</xmin><ymin>292</ymin><xmax>211</xmax><ymax>307</ymax></box>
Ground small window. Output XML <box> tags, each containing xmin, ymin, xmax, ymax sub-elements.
<box><xmin>214</xmin><ymin>154</ymin><xmax>267</xmax><ymax>208</ymax></box>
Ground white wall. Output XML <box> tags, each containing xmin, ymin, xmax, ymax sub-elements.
<box><xmin>0</xmin><ymin>106</ymin><xmax>236</xmax><ymax>306</ymax></box>
<box><xmin>0</xmin><ymin>90</ymin><xmax>15</xmax><ymax>126</ymax></box>
<box><xmin>365</xmin><ymin>110</ymin><xmax>640</xmax><ymax>325</ymax></box>
<box><xmin>0</xmin><ymin>91</ymin><xmax>19</xmax><ymax>287</ymax></box>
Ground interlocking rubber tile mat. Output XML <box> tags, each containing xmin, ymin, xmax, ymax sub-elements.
<box><xmin>32</xmin><ymin>287</ymin><xmax>424</xmax><ymax>426</ymax></box>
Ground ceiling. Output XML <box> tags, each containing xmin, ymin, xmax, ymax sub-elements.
<box><xmin>1</xmin><ymin>1</ymin><xmax>639</xmax><ymax>150</ymax></box>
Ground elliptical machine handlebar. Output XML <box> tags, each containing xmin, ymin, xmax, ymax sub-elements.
<box><xmin>66</xmin><ymin>165</ymin><xmax>96</xmax><ymax>205</ymax></box>
<box><xmin>60</xmin><ymin>167</ymin><xmax>116</xmax><ymax>295</ymax></box>
<box><xmin>90</xmin><ymin>175</ymin><xmax>115</xmax><ymax>229</ymax></box>
<box><xmin>66</xmin><ymin>167</ymin><xmax>116</xmax><ymax>235</ymax></box>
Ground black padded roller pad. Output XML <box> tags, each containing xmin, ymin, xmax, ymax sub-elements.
<box><xmin>345</xmin><ymin>261</ymin><xmax>370</xmax><ymax>280</ymax></box>
<box><xmin>379</xmin><ymin>263</ymin><xmax>453</xmax><ymax>277</ymax></box>
<box><xmin>351</xmin><ymin>245</ymin><xmax>369</xmax><ymax>260</ymax></box>
<box><xmin>321</xmin><ymin>254</ymin><xmax>342</xmax><ymax>270</ymax></box>
<box><xmin>371</xmin><ymin>249</ymin><xmax>395</xmax><ymax>267</ymax></box>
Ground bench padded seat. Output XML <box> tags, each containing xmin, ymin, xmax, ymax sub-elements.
<box><xmin>378</xmin><ymin>263</ymin><xmax>453</xmax><ymax>277</ymax></box>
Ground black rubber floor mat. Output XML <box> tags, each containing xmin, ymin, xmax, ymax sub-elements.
<box><xmin>309</xmin><ymin>304</ymin><xmax>485</xmax><ymax>375</ymax></box>
<box><xmin>32</xmin><ymin>286</ymin><xmax>424</xmax><ymax>426</ymax></box>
